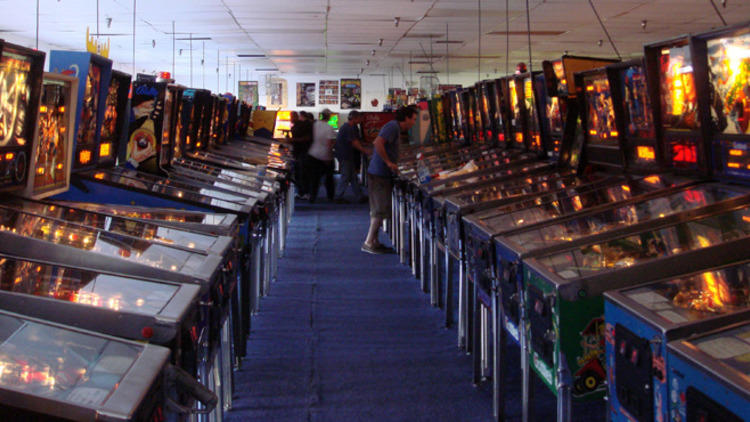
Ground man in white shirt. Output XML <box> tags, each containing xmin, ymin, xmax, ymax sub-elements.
<box><xmin>305</xmin><ymin>109</ymin><xmax>337</xmax><ymax>202</ymax></box>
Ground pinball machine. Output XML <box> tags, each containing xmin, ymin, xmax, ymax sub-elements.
<box><xmin>605</xmin><ymin>261</ymin><xmax>750</xmax><ymax>422</ymax></box>
<box><xmin>603</xmin><ymin>20</ymin><xmax>750</xmax><ymax>422</ymax></box>
<box><xmin>459</xmin><ymin>53</ymin><xmax>726</xmax><ymax>420</ymax></box>
<box><xmin>521</xmin><ymin>199</ymin><xmax>750</xmax><ymax>421</ymax></box>
<box><xmin>0</xmin><ymin>309</ymin><xmax>217</xmax><ymax>421</ymax></box>
<box><xmin>665</xmin><ymin>320</ymin><xmax>749</xmax><ymax>421</ymax></box>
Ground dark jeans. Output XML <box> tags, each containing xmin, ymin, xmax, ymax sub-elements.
<box><xmin>293</xmin><ymin>152</ymin><xmax>308</xmax><ymax>195</ymax></box>
<box><xmin>306</xmin><ymin>155</ymin><xmax>335</xmax><ymax>202</ymax></box>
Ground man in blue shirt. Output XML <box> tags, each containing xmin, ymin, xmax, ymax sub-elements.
<box><xmin>335</xmin><ymin>111</ymin><xmax>368</xmax><ymax>203</ymax></box>
<box><xmin>362</xmin><ymin>106</ymin><xmax>417</xmax><ymax>254</ymax></box>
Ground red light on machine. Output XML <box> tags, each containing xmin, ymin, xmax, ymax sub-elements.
<box><xmin>683</xmin><ymin>189</ymin><xmax>706</xmax><ymax>204</ymax></box>
<box><xmin>637</xmin><ymin>146</ymin><xmax>656</xmax><ymax>160</ymax></box>
<box><xmin>515</xmin><ymin>133</ymin><xmax>523</xmax><ymax>144</ymax></box>
<box><xmin>672</xmin><ymin>144</ymin><xmax>697</xmax><ymax>164</ymax></box>
<box><xmin>158</xmin><ymin>71</ymin><xmax>171</xmax><ymax>81</ymax></box>
<box><xmin>79</xmin><ymin>150</ymin><xmax>92</xmax><ymax>164</ymax></box>
<box><xmin>99</xmin><ymin>143</ymin><xmax>111</xmax><ymax>158</ymax></box>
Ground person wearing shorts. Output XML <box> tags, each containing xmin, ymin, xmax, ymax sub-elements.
<box><xmin>362</xmin><ymin>106</ymin><xmax>417</xmax><ymax>254</ymax></box>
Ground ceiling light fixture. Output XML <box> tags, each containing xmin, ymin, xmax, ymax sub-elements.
<box><xmin>371</xmin><ymin>49</ymin><xmax>376</xmax><ymax>56</ymax></box>
<box><xmin>641</xmin><ymin>19</ymin><xmax>647</xmax><ymax>31</ymax></box>
<box><xmin>365</xmin><ymin>59</ymin><xmax>370</xmax><ymax>66</ymax></box>
<box><xmin>237</xmin><ymin>54</ymin><xmax>267</xmax><ymax>58</ymax></box>
<box><xmin>106</xmin><ymin>17</ymin><xmax>112</xmax><ymax>28</ymax></box>
<box><xmin>394</xmin><ymin>17</ymin><xmax>400</xmax><ymax>27</ymax></box>
<box><xmin>175</xmin><ymin>36</ymin><xmax>212</xmax><ymax>41</ymax></box>
<box><xmin>435</xmin><ymin>40</ymin><xmax>463</xmax><ymax>44</ymax></box>
<box><xmin>378</xmin><ymin>38</ymin><xmax>384</xmax><ymax>46</ymax></box>
<box><xmin>597</xmin><ymin>39</ymin><xmax>603</xmax><ymax>47</ymax></box>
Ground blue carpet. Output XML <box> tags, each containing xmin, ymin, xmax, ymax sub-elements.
<box><xmin>227</xmin><ymin>193</ymin><xmax>604</xmax><ymax>421</ymax></box>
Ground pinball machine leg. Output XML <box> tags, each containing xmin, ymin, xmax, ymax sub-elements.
<box><xmin>429</xmin><ymin>232</ymin><xmax>438</xmax><ymax>302</ymax></box>
<box><xmin>221</xmin><ymin>318</ymin><xmax>234</xmax><ymax>412</ymax></box>
<box><xmin>472</xmin><ymin>282</ymin><xmax>482</xmax><ymax>385</ymax></box>
<box><xmin>557</xmin><ymin>351</ymin><xmax>572</xmax><ymax>422</ymax></box>
<box><xmin>419</xmin><ymin>215</ymin><xmax>429</xmax><ymax>293</ymax></box>
<box><xmin>411</xmin><ymin>202</ymin><xmax>419</xmax><ymax>277</ymax></box>
<box><xmin>521</xmin><ymin>297</ymin><xmax>535</xmax><ymax>422</ymax></box>
<box><xmin>252</xmin><ymin>233</ymin><xmax>262</xmax><ymax>314</ymax></box>
<box><xmin>493</xmin><ymin>290</ymin><xmax>506</xmax><ymax>421</ymax></box>
<box><xmin>456</xmin><ymin>254</ymin><xmax>465</xmax><ymax>346</ymax></box>
<box><xmin>445</xmin><ymin>248</ymin><xmax>454</xmax><ymax>328</ymax></box>
<box><xmin>399</xmin><ymin>197</ymin><xmax>408</xmax><ymax>265</ymax></box>
<box><xmin>262</xmin><ymin>223</ymin><xmax>272</xmax><ymax>296</ymax></box>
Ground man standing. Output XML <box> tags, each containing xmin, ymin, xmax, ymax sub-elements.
<box><xmin>306</xmin><ymin>109</ymin><xmax>337</xmax><ymax>202</ymax></box>
<box><xmin>289</xmin><ymin>111</ymin><xmax>313</xmax><ymax>198</ymax></box>
<box><xmin>334</xmin><ymin>110</ymin><xmax>369</xmax><ymax>203</ymax></box>
<box><xmin>362</xmin><ymin>106</ymin><xmax>417</xmax><ymax>254</ymax></box>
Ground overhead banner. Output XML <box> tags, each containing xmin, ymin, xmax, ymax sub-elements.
<box><xmin>340</xmin><ymin>78</ymin><xmax>361</xmax><ymax>109</ymax></box>
<box><xmin>238</xmin><ymin>81</ymin><xmax>259</xmax><ymax>107</ymax></box>
<box><xmin>296</xmin><ymin>82</ymin><xmax>316</xmax><ymax>107</ymax></box>
<box><xmin>319</xmin><ymin>80</ymin><xmax>339</xmax><ymax>105</ymax></box>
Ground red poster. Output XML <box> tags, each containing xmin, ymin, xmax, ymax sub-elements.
<box><xmin>361</xmin><ymin>112</ymin><xmax>396</xmax><ymax>144</ymax></box>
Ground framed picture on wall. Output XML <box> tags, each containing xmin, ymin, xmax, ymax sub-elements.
<box><xmin>296</xmin><ymin>82</ymin><xmax>316</xmax><ymax>107</ymax></box>
<box><xmin>341</xmin><ymin>78</ymin><xmax>361</xmax><ymax>109</ymax></box>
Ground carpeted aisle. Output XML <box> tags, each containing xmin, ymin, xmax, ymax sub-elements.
<box><xmin>227</xmin><ymin>197</ymin><xmax>604</xmax><ymax>421</ymax></box>
<box><xmin>227</xmin><ymin>198</ymin><xmax>495</xmax><ymax>421</ymax></box>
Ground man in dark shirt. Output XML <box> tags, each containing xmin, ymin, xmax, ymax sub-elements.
<box><xmin>289</xmin><ymin>111</ymin><xmax>313</xmax><ymax>198</ymax></box>
<box><xmin>362</xmin><ymin>106</ymin><xmax>417</xmax><ymax>254</ymax></box>
<box><xmin>334</xmin><ymin>111</ymin><xmax>368</xmax><ymax>203</ymax></box>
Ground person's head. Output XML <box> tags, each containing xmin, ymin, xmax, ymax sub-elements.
<box><xmin>348</xmin><ymin>110</ymin><xmax>362</xmax><ymax>124</ymax></box>
<box><xmin>320</xmin><ymin>108</ymin><xmax>332</xmax><ymax>122</ymax></box>
<box><xmin>395</xmin><ymin>106</ymin><xmax>418</xmax><ymax>130</ymax></box>
<box><xmin>290</xmin><ymin>111</ymin><xmax>299</xmax><ymax>123</ymax></box>
<box><xmin>515</xmin><ymin>62</ymin><xmax>527</xmax><ymax>74</ymax></box>
<box><xmin>301</xmin><ymin>111</ymin><xmax>313</xmax><ymax>121</ymax></box>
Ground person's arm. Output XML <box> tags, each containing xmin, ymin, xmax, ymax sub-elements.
<box><xmin>373</xmin><ymin>136</ymin><xmax>398</xmax><ymax>173</ymax></box>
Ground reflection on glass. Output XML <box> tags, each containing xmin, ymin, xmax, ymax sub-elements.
<box><xmin>553</xmin><ymin>60</ymin><xmax>567</xmax><ymax>96</ymax></box>
<box><xmin>584</xmin><ymin>72</ymin><xmax>618</xmax><ymax>144</ymax></box>
<box><xmin>159</xmin><ymin>88</ymin><xmax>174</xmax><ymax>167</ymax></box>
<box><xmin>507</xmin><ymin>185</ymin><xmax>739</xmax><ymax>252</ymax></box>
<box><xmin>537</xmin><ymin>206</ymin><xmax>750</xmax><ymax>280</ymax></box>
<box><xmin>0</xmin><ymin>257</ymin><xmax>178</xmax><ymax>315</ymax></box>
<box><xmin>659</xmin><ymin>45</ymin><xmax>699</xmax><ymax>130</ymax></box>
<box><xmin>0</xmin><ymin>51</ymin><xmax>32</xmax><ymax>147</ymax></box>
<box><xmin>0</xmin><ymin>316</ymin><xmax>140</xmax><ymax>406</ymax></box>
<box><xmin>77</xmin><ymin>64</ymin><xmax>101</xmax><ymax>149</ymax></box>
<box><xmin>625</xmin><ymin>262</ymin><xmax>750</xmax><ymax>322</ymax></box>
<box><xmin>509</xmin><ymin>79</ymin><xmax>524</xmax><ymax>145</ymax></box>
<box><xmin>0</xmin><ymin>208</ymin><xmax>200</xmax><ymax>272</ymax></box>
<box><xmin>546</xmin><ymin>96</ymin><xmax>564</xmax><ymax>136</ymax></box>
<box><xmin>34</xmin><ymin>79</ymin><xmax>68</xmax><ymax>192</ymax></box>
<box><xmin>57</xmin><ymin>201</ymin><xmax>229</xmax><ymax>226</ymax></box>
<box><xmin>621</xmin><ymin>64</ymin><xmax>655</xmax><ymax>139</ymax></box>
<box><xmin>707</xmin><ymin>33</ymin><xmax>750</xmax><ymax>135</ymax></box>
<box><xmin>691</xmin><ymin>323</ymin><xmax>750</xmax><ymax>375</ymax></box>
<box><xmin>100</xmin><ymin>77</ymin><xmax>119</xmax><ymax>147</ymax></box>
<box><xmin>524</xmin><ymin>76</ymin><xmax>541</xmax><ymax>150</ymax></box>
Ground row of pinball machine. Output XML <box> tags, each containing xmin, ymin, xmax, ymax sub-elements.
<box><xmin>0</xmin><ymin>39</ymin><xmax>296</xmax><ymax>421</ymax></box>
<box><xmin>389</xmin><ymin>20</ymin><xmax>750</xmax><ymax>422</ymax></box>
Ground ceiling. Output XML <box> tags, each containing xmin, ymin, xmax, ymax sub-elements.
<box><xmin>2</xmin><ymin>0</ymin><xmax>749</xmax><ymax>81</ymax></box>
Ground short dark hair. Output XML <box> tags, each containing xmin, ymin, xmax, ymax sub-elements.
<box><xmin>320</xmin><ymin>108</ymin><xmax>332</xmax><ymax>121</ymax></box>
<box><xmin>395</xmin><ymin>106</ymin><xmax>417</xmax><ymax>122</ymax></box>
<box><xmin>348</xmin><ymin>110</ymin><xmax>361</xmax><ymax>121</ymax></box>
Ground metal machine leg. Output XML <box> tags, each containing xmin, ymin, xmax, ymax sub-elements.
<box><xmin>493</xmin><ymin>291</ymin><xmax>507</xmax><ymax>421</ymax></box>
<box><xmin>410</xmin><ymin>205</ymin><xmax>419</xmax><ymax>277</ymax></box>
<box><xmin>419</xmin><ymin>218</ymin><xmax>428</xmax><ymax>292</ymax></box>
<box><xmin>399</xmin><ymin>199</ymin><xmax>408</xmax><ymax>264</ymax></box>
<box><xmin>445</xmin><ymin>249</ymin><xmax>454</xmax><ymax>328</ymax></box>
<box><xmin>252</xmin><ymin>234</ymin><xmax>262</xmax><ymax>313</ymax></box>
<box><xmin>221</xmin><ymin>318</ymin><xmax>234</xmax><ymax>412</ymax></box>
<box><xmin>457</xmin><ymin>257</ymin><xmax>466</xmax><ymax>347</ymax></box>
<box><xmin>472</xmin><ymin>283</ymin><xmax>482</xmax><ymax>385</ymax></box>
<box><xmin>429</xmin><ymin>235</ymin><xmax>438</xmax><ymax>302</ymax></box>
<box><xmin>522</xmin><ymin>294</ymin><xmax>534</xmax><ymax>422</ymax></box>
<box><xmin>557</xmin><ymin>351</ymin><xmax>572</xmax><ymax>422</ymax></box>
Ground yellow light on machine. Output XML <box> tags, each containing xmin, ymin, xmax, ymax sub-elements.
<box><xmin>56</xmin><ymin>163</ymin><xmax>63</xmax><ymax>170</ymax></box>
<box><xmin>637</xmin><ymin>146</ymin><xmax>656</xmax><ymax>160</ymax></box>
<box><xmin>79</xmin><ymin>150</ymin><xmax>92</xmax><ymax>164</ymax></box>
<box><xmin>589</xmin><ymin>130</ymin><xmax>597</xmax><ymax>136</ymax></box>
<box><xmin>94</xmin><ymin>172</ymin><xmax>105</xmax><ymax>180</ymax></box>
<box><xmin>586</xmin><ymin>85</ymin><xmax>594</xmax><ymax>91</ymax></box>
<box><xmin>99</xmin><ymin>143</ymin><xmax>111</xmax><ymax>158</ymax></box>
<box><xmin>58</xmin><ymin>106</ymin><xmax>65</xmax><ymax>113</ymax></box>
<box><xmin>729</xmin><ymin>149</ymin><xmax>744</xmax><ymax>156</ymax></box>
<box><xmin>4</xmin><ymin>153</ymin><xmax>13</xmax><ymax>160</ymax></box>
<box><xmin>40</xmin><ymin>105</ymin><xmax>48</xmax><ymax>113</ymax></box>
<box><xmin>36</xmin><ymin>167</ymin><xmax>44</xmax><ymax>175</ymax></box>
<box><xmin>728</xmin><ymin>162</ymin><xmax>741</xmax><ymax>168</ymax></box>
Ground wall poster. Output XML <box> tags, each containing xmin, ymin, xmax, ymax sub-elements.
<box><xmin>238</xmin><ymin>81</ymin><xmax>259</xmax><ymax>107</ymax></box>
<box><xmin>340</xmin><ymin>78</ymin><xmax>361</xmax><ymax>109</ymax></box>
<box><xmin>319</xmin><ymin>80</ymin><xmax>339</xmax><ymax>105</ymax></box>
<box><xmin>296</xmin><ymin>82</ymin><xmax>316</xmax><ymax>107</ymax></box>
